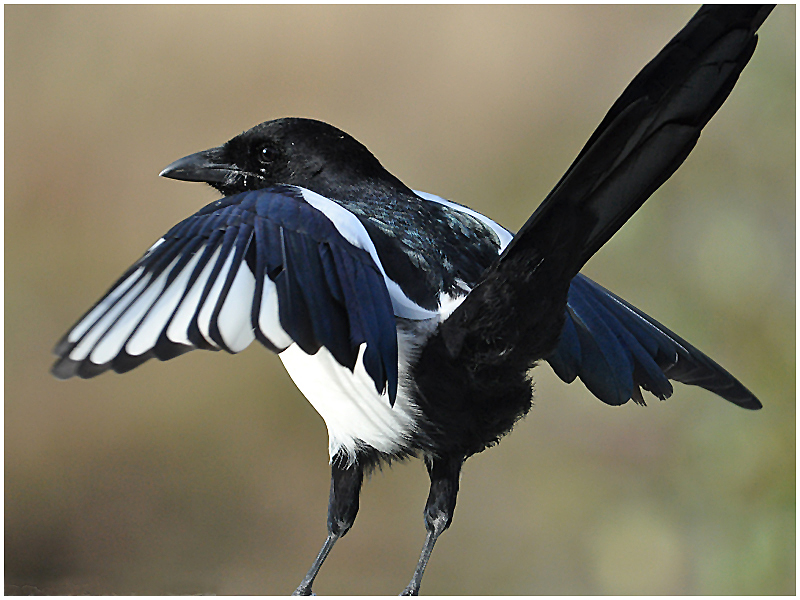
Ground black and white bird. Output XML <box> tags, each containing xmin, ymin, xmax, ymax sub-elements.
<box><xmin>52</xmin><ymin>5</ymin><xmax>772</xmax><ymax>595</ymax></box>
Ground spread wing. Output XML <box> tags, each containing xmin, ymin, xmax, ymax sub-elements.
<box><xmin>548</xmin><ymin>275</ymin><xmax>760</xmax><ymax>409</ymax></box>
<box><xmin>52</xmin><ymin>185</ymin><xmax>399</xmax><ymax>403</ymax></box>
<box><xmin>433</xmin><ymin>195</ymin><xmax>762</xmax><ymax>410</ymax></box>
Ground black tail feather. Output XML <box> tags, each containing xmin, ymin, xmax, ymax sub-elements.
<box><xmin>413</xmin><ymin>6</ymin><xmax>769</xmax><ymax>457</ymax></box>
<box><xmin>437</xmin><ymin>5</ymin><xmax>773</xmax><ymax>366</ymax></box>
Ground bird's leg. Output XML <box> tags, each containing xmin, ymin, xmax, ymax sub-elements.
<box><xmin>401</xmin><ymin>454</ymin><xmax>463</xmax><ymax>596</ymax></box>
<box><xmin>293</xmin><ymin>456</ymin><xmax>363</xmax><ymax>596</ymax></box>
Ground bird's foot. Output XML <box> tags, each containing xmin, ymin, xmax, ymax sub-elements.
<box><xmin>399</xmin><ymin>585</ymin><xmax>419</xmax><ymax>596</ymax></box>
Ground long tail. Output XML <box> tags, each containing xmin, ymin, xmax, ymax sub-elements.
<box><xmin>419</xmin><ymin>5</ymin><xmax>771</xmax><ymax>410</ymax></box>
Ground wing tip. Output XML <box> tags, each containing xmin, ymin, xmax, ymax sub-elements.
<box><xmin>52</xmin><ymin>336</ymin><xmax>74</xmax><ymax>358</ymax></box>
<box><xmin>732</xmin><ymin>394</ymin><xmax>763</xmax><ymax>411</ymax></box>
<box><xmin>51</xmin><ymin>358</ymin><xmax>78</xmax><ymax>380</ymax></box>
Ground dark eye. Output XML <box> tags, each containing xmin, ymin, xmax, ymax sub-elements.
<box><xmin>258</xmin><ymin>145</ymin><xmax>278</xmax><ymax>164</ymax></box>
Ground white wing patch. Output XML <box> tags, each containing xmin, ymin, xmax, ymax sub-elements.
<box><xmin>126</xmin><ymin>251</ymin><xmax>204</xmax><ymax>355</ymax></box>
<box><xmin>89</xmin><ymin>258</ymin><xmax>180</xmax><ymax>363</ymax></box>
<box><xmin>68</xmin><ymin>266</ymin><xmax>145</xmax><ymax>344</ymax></box>
<box><xmin>258</xmin><ymin>275</ymin><xmax>293</xmax><ymax>350</ymax></box>
<box><xmin>166</xmin><ymin>245</ymin><xmax>222</xmax><ymax>347</ymax></box>
<box><xmin>69</xmin><ymin>275</ymin><xmax>151</xmax><ymax>361</ymax></box>
<box><xmin>217</xmin><ymin>261</ymin><xmax>257</xmax><ymax>352</ymax></box>
<box><xmin>56</xmin><ymin>186</ymin><xmax>418</xmax><ymax>378</ymax></box>
<box><xmin>197</xmin><ymin>249</ymin><xmax>235</xmax><ymax>345</ymax></box>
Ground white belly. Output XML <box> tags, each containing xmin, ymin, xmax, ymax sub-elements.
<box><xmin>279</xmin><ymin>336</ymin><xmax>422</xmax><ymax>464</ymax></box>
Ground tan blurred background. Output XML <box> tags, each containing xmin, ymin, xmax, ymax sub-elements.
<box><xmin>5</xmin><ymin>5</ymin><xmax>795</xmax><ymax>595</ymax></box>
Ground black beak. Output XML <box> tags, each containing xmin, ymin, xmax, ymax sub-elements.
<box><xmin>159</xmin><ymin>146</ymin><xmax>236</xmax><ymax>184</ymax></box>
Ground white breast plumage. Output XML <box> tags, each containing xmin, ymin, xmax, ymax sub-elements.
<box><xmin>279</xmin><ymin>327</ymin><xmax>427</xmax><ymax>463</ymax></box>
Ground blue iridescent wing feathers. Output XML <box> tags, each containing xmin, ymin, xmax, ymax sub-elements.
<box><xmin>546</xmin><ymin>274</ymin><xmax>760</xmax><ymax>409</ymax></box>
<box><xmin>52</xmin><ymin>185</ymin><xmax>399</xmax><ymax>403</ymax></box>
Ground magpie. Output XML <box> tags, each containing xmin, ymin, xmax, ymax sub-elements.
<box><xmin>52</xmin><ymin>5</ymin><xmax>771</xmax><ymax>595</ymax></box>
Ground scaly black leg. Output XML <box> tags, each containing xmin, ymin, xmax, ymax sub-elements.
<box><xmin>293</xmin><ymin>457</ymin><xmax>363</xmax><ymax>596</ymax></box>
<box><xmin>401</xmin><ymin>454</ymin><xmax>463</xmax><ymax>596</ymax></box>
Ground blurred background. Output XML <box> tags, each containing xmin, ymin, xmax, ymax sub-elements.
<box><xmin>5</xmin><ymin>5</ymin><xmax>795</xmax><ymax>595</ymax></box>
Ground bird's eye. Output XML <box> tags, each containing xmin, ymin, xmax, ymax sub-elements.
<box><xmin>258</xmin><ymin>145</ymin><xmax>277</xmax><ymax>164</ymax></box>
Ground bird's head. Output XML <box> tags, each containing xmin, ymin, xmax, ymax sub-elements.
<box><xmin>160</xmin><ymin>117</ymin><xmax>405</xmax><ymax>199</ymax></box>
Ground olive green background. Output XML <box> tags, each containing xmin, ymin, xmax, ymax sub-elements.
<box><xmin>5</xmin><ymin>5</ymin><xmax>795</xmax><ymax>595</ymax></box>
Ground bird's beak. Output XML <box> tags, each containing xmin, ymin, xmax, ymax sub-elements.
<box><xmin>159</xmin><ymin>146</ymin><xmax>236</xmax><ymax>184</ymax></box>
